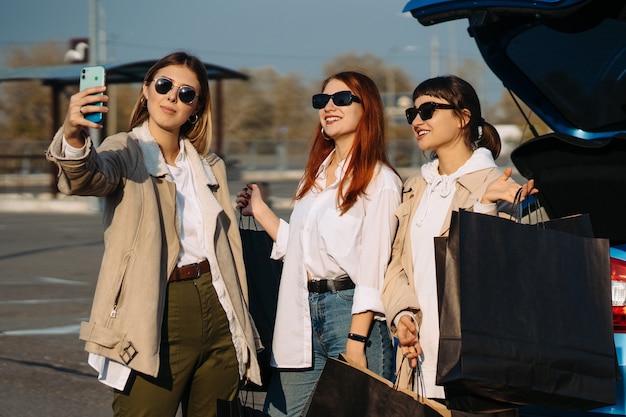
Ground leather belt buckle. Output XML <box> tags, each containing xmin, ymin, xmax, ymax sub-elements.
<box><xmin>169</xmin><ymin>259</ymin><xmax>209</xmax><ymax>283</ymax></box>
<box><xmin>191</xmin><ymin>262</ymin><xmax>202</xmax><ymax>280</ymax></box>
<box><xmin>308</xmin><ymin>279</ymin><xmax>322</xmax><ymax>293</ymax></box>
<box><xmin>308</xmin><ymin>278</ymin><xmax>348</xmax><ymax>293</ymax></box>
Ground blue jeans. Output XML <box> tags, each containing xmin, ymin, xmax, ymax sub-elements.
<box><xmin>264</xmin><ymin>288</ymin><xmax>394</xmax><ymax>417</ymax></box>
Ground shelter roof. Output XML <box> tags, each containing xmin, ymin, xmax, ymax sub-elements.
<box><xmin>0</xmin><ymin>60</ymin><xmax>249</xmax><ymax>86</ymax></box>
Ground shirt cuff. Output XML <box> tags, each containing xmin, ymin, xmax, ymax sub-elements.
<box><xmin>351</xmin><ymin>285</ymin><xmax>384</xmax><ymax>316</ymax></box>
<box><xmin>474</xmin><ymin>199</ymin><xmax>496</xmax><ymax>214</ymax></box>
<box><xmin>393</xmin><ymin>310</ymin><xmax>417</xmax><ymax>328</ymax></box>
<box><xmin>270</xmin><ymin>218</ymin><xmax>289</xmax><ymax>260</ymax></box>
<box><xmin>87</xmin><ymin>353</ymin><xmax>131</xmax><ymax>391</ymax></box>
<box><xmin>61</xmin><ymin>135</ymin><xmax>87</xmax><ymax>159</ymax></box>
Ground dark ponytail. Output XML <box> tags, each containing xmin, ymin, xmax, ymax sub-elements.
<box><xmin>478</xmin><ymin>120</ymin><xmax>501</xmax><ymax>159</ymax></box>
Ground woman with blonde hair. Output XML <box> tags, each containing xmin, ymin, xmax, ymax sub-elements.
<box><xmin>47</xmin><ymin>51</ymin><xmax>260</xmax><ymax>417</ymax></box>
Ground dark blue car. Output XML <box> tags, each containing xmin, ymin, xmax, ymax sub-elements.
<box><xmin>401</xmin><ymin>0</ymin><xmax>626</xmax><ymax>415</ymax></box>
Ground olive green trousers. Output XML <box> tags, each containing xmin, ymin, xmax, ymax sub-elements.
<box><xmin>113</xmin><ymin>272</ymin><xmax>239</xmax><ymax>417</ymax></box>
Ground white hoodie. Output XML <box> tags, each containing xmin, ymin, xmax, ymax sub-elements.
<box><xmin>410</xmin><ymin>147</ymin><xmax>497</xmax><ymax>398</ymax></box>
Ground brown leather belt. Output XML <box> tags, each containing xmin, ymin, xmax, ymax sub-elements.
<box><xmin>169</xmin><ymin>259</ymin><xmax>210</xmax><ymax>283</ymax></box>
<box><xmin>307</xmin><ymin>276</ymin><xmax>355</xmax><ymax>293</ymax></box>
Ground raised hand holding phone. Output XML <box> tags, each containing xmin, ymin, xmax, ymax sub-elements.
<box><xmin>79</xmin><ymin>65</ymin><xmax>106</xmax><ymax>123</ymax></box>
<box><xmin>63</xmin><ymin>66</ymin><xmax>109</xmax><ymax>147</ymax></box>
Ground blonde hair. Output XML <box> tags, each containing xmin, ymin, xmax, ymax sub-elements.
<box><xmin>129</xmin><ymin>51</ymin><xmax>212</xmax><ymax>156</ymax></box>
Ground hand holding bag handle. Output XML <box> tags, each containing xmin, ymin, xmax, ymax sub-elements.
<box><xmin>305</xmin><ymin>352</ymin><xmax>452</xmax><ymax>417</ymax></box>
<box><xmin>394</xmin><ymin>354</ymin><xmax>451</xmax><ymax>417</ymax></box>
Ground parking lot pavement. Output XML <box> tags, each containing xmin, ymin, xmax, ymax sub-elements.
<box><xmin>0</xmin><ymin>212</ymin><xmax>111</xmax><ymax>416</ymax></box>
<box><xmin>0</xmin><ymin>211</ymin><xmax>271</xmax><ymax>416</ymax></box>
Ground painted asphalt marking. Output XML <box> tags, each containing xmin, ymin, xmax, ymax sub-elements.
<box><xmin>2</xmin><ymin>324</ymin><xmax>81</xmax><ymax>335</ymax></box>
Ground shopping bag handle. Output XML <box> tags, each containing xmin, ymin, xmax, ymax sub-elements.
<box><xmin>392</xmin><ymin>355</ymin><xmax>452</xmax><ymax>417</ymax></box>
<box><xmin>394</xmin><ymin>355</ymin><xmax>426</xmax><ymax>397</ymax></box>
<box><xmin>238</xmin><ymin>210</ymin><xmax>261</xmax><ymax>231</ymax></box>
<box><xmin>512</xmin><ymin>189</ymin><xmax>546</xmax><ymax>226</ymax></box>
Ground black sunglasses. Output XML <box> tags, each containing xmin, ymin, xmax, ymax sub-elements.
<box><xmin>312</xmin><ymin>91</ymin><xmax>361</xmax><ymax>109</ymax></box>
<box><xmin>153</xmin><ymin>77</ymin><xmax>197</xmax><ymax>105</ymax></box>
<box><xmin>405</xmin><ymin>102</ymin><xmax>456</xmax><ymax>124</ymax></box>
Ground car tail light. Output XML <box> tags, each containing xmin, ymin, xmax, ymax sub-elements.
<box><xmin>611</xmin><ymin>256</ymin><xmax>626</xmax><ymax>332</ymax></box>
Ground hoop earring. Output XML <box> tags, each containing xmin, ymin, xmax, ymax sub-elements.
<box><xmin>188</xmin><ymin>114</ymin><xmax>199</xmax><ymax>125</ymax></box>
<box><xmin>321</xmin><ymin>127</ymin><xmax>333</xmax><ymax>140</ymax></box>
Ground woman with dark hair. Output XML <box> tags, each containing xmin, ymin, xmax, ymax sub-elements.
<box><xmin>382</xmin><ymin>75</ymin><xmax>536</xmax><ymax>404</ymax></box>
<box><xmin>46</xmin><ymin>51</ymin><xmax>261</xmax><ymax>417</ymax></box>
<box><xmin>237</xmin><ymin>71</ymin><xmax>402</xmax><ymax>417</ymax></box>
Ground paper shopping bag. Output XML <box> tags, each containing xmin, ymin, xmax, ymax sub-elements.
<box><xmin>435</xmin><ymin>210</ymin><xmax>616</xmax><ymax>412</ymax></box>
<box><xmin>305</xmin><ymin>355</ymin><xmax>450</xmax><ymax>417</ymax></box>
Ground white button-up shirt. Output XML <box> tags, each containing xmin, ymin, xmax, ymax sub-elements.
<box><xmin>269</xmin><ymin>151</ymin><xmax>402</xmax><ymax>368</ymax></box>
<box><xmin>166</xmin><ymin>142</ymin><xmax>206</xmax><ymax>266</ymax></box>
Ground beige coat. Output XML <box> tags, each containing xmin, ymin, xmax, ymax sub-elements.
<box><xmin>382</xmin><ymin>168</ymin><xmax>507</xmax><ymax>389</ymax></box>
<box><xmin>46</xmin><ymin>128</ymin><xmax>261</xmax><ymax>385</ymax></box>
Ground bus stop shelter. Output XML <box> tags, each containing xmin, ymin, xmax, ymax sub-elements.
<box><xmin>0</xmin><ymin>60</ymin><xmax>249</xmax><ymax>156</ymax></box>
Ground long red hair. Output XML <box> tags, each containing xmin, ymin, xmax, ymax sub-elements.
<box><xmin>296</xmin><ymin>71</ymin><xmax>397</xmax><ymax>214</ymax></box>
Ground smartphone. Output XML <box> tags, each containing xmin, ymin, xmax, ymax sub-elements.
<box><xmin>79</xmin><ymin>65</ymin><xmax>106</xmax><ymax>123</ymax></box>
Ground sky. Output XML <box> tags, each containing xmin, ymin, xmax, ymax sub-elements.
<box><xmin>0</xmin><ymin>0</ymin><xmax>505</xmax><ymax>103</ymax></box>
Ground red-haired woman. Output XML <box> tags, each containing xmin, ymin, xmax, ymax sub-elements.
<box><xmin>237</xmin><ymin>71</ymin><xmax>402</xmax><ymax>417</ymax></box>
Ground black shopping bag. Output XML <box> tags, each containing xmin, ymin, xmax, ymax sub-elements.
<box><xmin>217</xmin><ymin>398</ymin><xmax>270</xmax><ymax>417</ymax></box>
<box><xmin>239</xmin><ymin>215</ymin><xmax>282</xmax><ymax>390</ymax></box>
<box><xmin>305</xmin><ymin>355</ymin><xmax>450</xmax><ymax>417</ymax></box>
<box><xmin>435</xmin><ymin>209</ymin><xmax>616</xmax><ymax>412</ymax></box>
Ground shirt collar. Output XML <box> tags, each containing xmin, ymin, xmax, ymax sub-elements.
<box><xmin>174</xmin><ymin>138</ymin><xmax>186</xmax><ymax>163</ymax></box>
<box><xmin>315</xmin><ymin>149</ymin><xmax>349</xmax><ymax>182</ymax></box>
<box><xmin>316</xmin><ymin>150</ymin><xmax>335</xmax><ymax>180</ymax></box>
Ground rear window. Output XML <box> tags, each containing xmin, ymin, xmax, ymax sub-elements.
<box><xmin>507</xmin><ymin>18</ymin><xmax>626</xmax><ymax>132</ymax></box>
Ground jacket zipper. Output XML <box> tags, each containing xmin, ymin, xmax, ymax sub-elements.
<box><xmin>109</xmin><ymin>279</ymin><xmax>123</xmax><ymax>318</ymax></box>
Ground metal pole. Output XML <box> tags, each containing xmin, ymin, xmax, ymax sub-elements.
<box><xmin>431</xmin><ymin>27</ymin><xmax>440</xmax><ymax>77</ymax></box>
<box><xmin>89</xmin><ymin>0</ymin><xmax>98</xmax><ymax>65</ymax></box>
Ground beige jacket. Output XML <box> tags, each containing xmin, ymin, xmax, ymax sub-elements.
<box><xmin>382</xmin><ymin>167</ymin><xmax>506</xmax><ymax>333</ymax></box>
<box><xmin>382</xmin><ymin>167</ymin><xmax>514</xmax><ymax>390</ymax></box>
<box><xmin>46</xmin><ymin>128</ymin><xmax>261</xmax><ymax>385</ymax></box>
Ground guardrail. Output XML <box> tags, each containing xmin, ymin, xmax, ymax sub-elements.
<box><xmin>0</xmin><ymin>139</ymin><xmax>426</xmax><ymax>193</ymax></box>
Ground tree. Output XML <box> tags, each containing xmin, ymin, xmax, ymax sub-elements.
<box><xmin>0</xmin><ymin>42</ymin><xmax>420</xmax><ymax>152</ymax></box>
<box><xmin>221</xmin><ymin>67</ymin><xmax>315</xmax><ymax>142</ymax></box>
<box><xmin>105</xmin><ymin>83</ymin><xmax>141</xmax><ymax>134</ymax></box>
<box><xmin>221</xmin><ymin>68</ymin><xmax>276</xmax><ymax>142</ymax></box>
<box><xmin>322</xmin><ymin>51</ymin><xmax>416</xmax><ymax>140</ymax></box>
<box><xmin>0</xmin><ymin>42</ymin><xmax>67</xmax><ymax>141</ymax></box>
<box><xmin>454</xmin><ymin>58</ymin><xmax>487</xmax><ymax>99</ymax></box>
<box><xmin>322</xmin><ymin>51</ymin><xmax>414</xmax><ymax>95</ymax></box>
<box><xmin>486</xmin><ymin>89</ymin><xmax>552</xmax><ymax>143</ymax></box>
<box><xmin>0</xmin><ymin>42</ymin><xmax>168</xmax><ymax>145</ymax></box>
